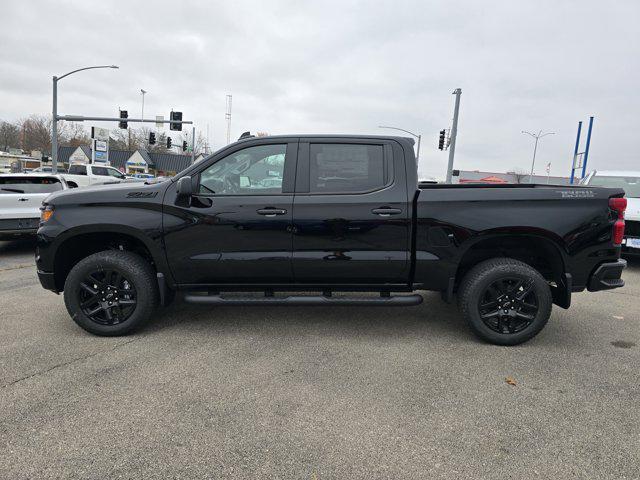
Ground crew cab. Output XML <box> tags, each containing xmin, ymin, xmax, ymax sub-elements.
<box><xmin>61</xmin><ymin>163</ymin><xmax>127</xmax><ymax>188</ymax></box>
<box><xmin>581</xmin><ymin>170</ymin><xmax>640</xmax><ymax>254</ymax></box>
<box><xmin>36</xmin><ymin>135</ymin><xmax>627</xmax><ymax>345</ymax></box>
<box><xmin>0</xmin><ymin>174</ymin><xmax>70</xmax><ymax>239</ymax></box>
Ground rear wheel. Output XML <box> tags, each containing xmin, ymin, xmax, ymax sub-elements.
<box><xmin>63</xmin><ymin>250</ymin><xmax>159</xmax><ymax>336</ymax></box>
<box><xmin>458</xmin><ymin>258</ymin><xmax>552</xmax><ymax>345</ymax></box>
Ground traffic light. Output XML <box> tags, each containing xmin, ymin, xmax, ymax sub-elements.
<box><xmin>166</xmin><ymin>137</ymin><xmax>172</xmax><ymax>149</ymax></box>
<box><xmin>438</xmin><ymin>129</ymin><xmax>446</xmax><ymax>150</ymax></box>
<box><xmin>119</xmin><ymin>110</ymin><xmax>128</xmax><ymax>129</ymax></box>
<box><xmin>182</xmin><ymin>141</ymin><xmax>188</xmax><ymax>152</ymax></box>
<box><xmin>170</xmin><ymin>111</ymin><xmax>182</xmax><ymax>131</ymax></box>
<box><xmin>149</xmin><ymin>132</ymin><xmax>156</xmax><ymax>145</ymax></box>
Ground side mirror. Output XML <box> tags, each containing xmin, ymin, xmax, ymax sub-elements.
<box><xmin>176</xmin><ymin>176</ymin><xmax>193</xmax><ymax>197</ymax></box>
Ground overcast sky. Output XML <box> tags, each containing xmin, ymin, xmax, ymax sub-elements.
<box><xmin>1</xmin><ymin>0</ymin><xmax>638</xmax><ymax>179</ymax></box>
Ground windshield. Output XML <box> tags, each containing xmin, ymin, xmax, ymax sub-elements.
<box><xmin>588</xmin><ymin>175</ymin><xmax>640</xmax><ymax>198</ymax></box>
<box><xmin>0</xmin><ymin>177</ymin><xmax>63</xmax><ymax>194</ymax></box>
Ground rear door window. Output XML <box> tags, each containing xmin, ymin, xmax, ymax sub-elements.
<box><xmin>68</xmin><ymin>164</ymin><xmax>87</xmax><ymax>175</ymax></box>
<box><xmin>308</xmin><ymin>144</ymin><xmax>391</xmax><ymax>194</ymax></box>
<box><xmin>92</xmin><ymin>167</ymin><xmax>109</xmax><ymax>176</ymax></box>
<box><xmin>0</xmin><ymin>177</ymin><xmax>63</xmax><ymax>194</ymax></box>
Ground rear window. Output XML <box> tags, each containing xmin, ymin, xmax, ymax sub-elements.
<box><xmin>588</xmin><ymin>175</ymin><xmax>640</xmax><ymax>198</ymax></box>
<box><xmin>0</xmin><ymin>177</ymin><xmax>63</xmax><ymax>194</ymax></box>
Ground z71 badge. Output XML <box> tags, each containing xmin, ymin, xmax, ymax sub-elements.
<box><xmin>126</xmin><ymin>191</ymin><xmax>158</xmax><ymax>198</ymax></box>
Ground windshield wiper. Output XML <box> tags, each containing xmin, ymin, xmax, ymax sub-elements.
<box><xmin>0</xmin><ymin>187</ymin><xmax>25</xmax><ymax>193</ymax></box>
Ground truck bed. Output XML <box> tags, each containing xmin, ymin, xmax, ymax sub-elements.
<box><xmin>414</xmin><ymin>183</ymin><xmax>625</xmax><ymax>300</ymax></box>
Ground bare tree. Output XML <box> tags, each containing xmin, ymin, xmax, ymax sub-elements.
<box><xmin>66</xmin><ymin>122</ymin><xmax>91</xmax><ymax>148</ymax></box>
<box><xmin>175</xmin><ymin>130</ymin><xmax>207</xmax><ymax>155</ymax></box>
<box><xmin>509</xmin><ymin>168</ymin><xmax>529</xmax><ymax>184</ymax></box>
<box><xmin>0</xmin><ymin>121</ymin><xmax>20</xmax><ymax>151</ymax></box>
<box><xmin>20</xmin><ymin>115</ymin><xmax>58</xmax><ymax>153</ymax></box>
<box><xmin>110</xmin><ymin>128</ymin><xmax>144</xmax><ymax>151</ymax></box>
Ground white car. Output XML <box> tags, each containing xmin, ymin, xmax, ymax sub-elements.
<box><xmin>0</xmin><ymin>174</ymin><xmax>70</xmax><ymax>239</ymax></box>
<box><xmin>62</xmin><ymin>163</ymin><xmax>127</xmax><ymax>188</ymax></box>
<box><xmin>582</xmin><ymin>170</ymin><xmax>640</xmax><ymax>254</ymax></box>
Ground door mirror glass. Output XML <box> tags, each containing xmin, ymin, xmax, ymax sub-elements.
<box><xmin>176</xmin><ymin>176</ymin><xmax>193</xmax><ymax>197</ymax></box>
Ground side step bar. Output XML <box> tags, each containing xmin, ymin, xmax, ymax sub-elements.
<box><xmin>183</xmin><ymin>293</ymin><xmax>423</xmax><ymax>306</ymax></box>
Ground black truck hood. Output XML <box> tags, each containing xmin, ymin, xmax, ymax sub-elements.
<box><xmin>45</xmin><ymin>180</ymin><xmax>169</xmax><ymax>205</ymax></box>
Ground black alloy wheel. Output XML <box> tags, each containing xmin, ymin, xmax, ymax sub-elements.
<box><xmin>478</xmin><ymin>276</ymin><xmax>538</xmax><ymax>334</ymax></box>
<box><xmin>64</xmin><ymin>250</ymin><xmax>159</xmax><ymax>336</ymax></box>
<box><xmin>458</xmin><ymin>257</ymin><xmax>552</xmax><ymax>345</ymax></box>
<box><xmin>78</xmin><ymin>269</ymin><xmax>137</xmax><ymax>325</ymax></box>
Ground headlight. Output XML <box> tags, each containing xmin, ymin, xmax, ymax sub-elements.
<box><xmin>40</xmin><ymin>204</ymin><xmax>54</xmax><ymax>223</ymax></box>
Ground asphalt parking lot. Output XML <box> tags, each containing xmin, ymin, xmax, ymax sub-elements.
<box><xmin>0</xmin><ymin>239</ymin><xmax>638</xmax><ymax>479</ymax></box>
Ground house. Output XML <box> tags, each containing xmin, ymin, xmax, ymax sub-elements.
<box><xmin>55</xmin><ymin>145</ymin><xmax>200</xmax><ymax>177</ymax></box>
<box><xmin>0</xmin><ymin>151</ymin><xmax>42</xmax><ymax>172</ymax></box>
<box><xmin>56</xmin><ymin>146</ymin><xmax>91</xmax><ymax>166</ymax></box>
<box><xmin>120</xmin><ymin>149</ymin><xmax>196</xmax><ymax>177</ymax></box>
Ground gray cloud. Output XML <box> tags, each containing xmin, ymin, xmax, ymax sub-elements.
<box><xmin>1</xmin><ymin>0</ymin><xmax>638</xmax><ymax>179</ymax></box>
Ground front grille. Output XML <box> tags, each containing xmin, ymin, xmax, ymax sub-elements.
<box><xmin>626</xmin><ymin>220</ymin><xmax>640</xmax><ymax>238</ymax></box>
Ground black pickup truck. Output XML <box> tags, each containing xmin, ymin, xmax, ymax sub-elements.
<box><xmin>36</xmin><ymin>135</ymin><xmax>628</xmax><ymax>345</ymax></box>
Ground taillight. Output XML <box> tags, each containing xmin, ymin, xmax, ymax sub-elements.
<box><xmin>609</xmin><ymin>197</ymin><xmax>627</xmax><ymax>245</ymax></box>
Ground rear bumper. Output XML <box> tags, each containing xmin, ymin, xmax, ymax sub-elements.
<box><xmin>0</xmin><ymin>228</ymin><xmax>37</xmax><ymax>238</ymax></box>
<box><xmin>622</xmin><ymin>236</ymin><xmax>640</xmax><ymax>256</ymax></box>
<box><xmin>587</xmin><ymin>259</ymin><xmax>626</xmax><ymax>292</ymax></box>
<box><xmin>0</xmin><ymin>218</ymin><xmax>40</xmax><ymax>238</ymax></box>
<box><xmin>37</xmin><ymin>270</ymin><xmax>58</xmax><ymax>293</ymax></box>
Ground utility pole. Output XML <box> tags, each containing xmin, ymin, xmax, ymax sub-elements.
<box><xmin>225</xmin><ymin>94</ymin><xmax>232</xmax><ymax>144</ymax></box>
<box><xmin>191</xmin><ymin>125</ymin><xmax>196</xmax><ymax>163</ymax></box>
<box><xmin>51</xmin><ymin>65</ymin><xmax>119</xmax><ymax>173</ymax></box>
<box><xmin>522</xmin><ymin>130</ymin><xmax>555</xmax><ymax>183</ymax></box>
<box><xmin>445</xmin><ymin>88</ymin><xmax>462</xmax><ymax>184</ymax></box>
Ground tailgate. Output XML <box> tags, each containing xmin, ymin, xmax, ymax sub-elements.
<box><xmin>0</xmin><ymin>193</ymin><xmax>49</xmax><ymax>219</ymax></box>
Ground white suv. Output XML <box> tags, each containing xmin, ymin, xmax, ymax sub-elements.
<box><xmin>0</xmin><ymin>174</ymin><xmax>70</xmax><ymax>239</ymax></box>
<box><xmin>582</xmin><ymin>170</ymin><xmax>640</xmax><ymax>254</ymax></box>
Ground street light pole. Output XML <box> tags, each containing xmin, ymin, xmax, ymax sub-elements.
<box><xmin>51</xmin><ymin>65</ymin><xmax>118</xmax><ymax>173</ymax></box>
<box><xmin>522</xmin><ymin>130</ymin><xmax>555</xmax><ymax>183</ymax></box>
<box><xmin>52</xmin><ymin>76</ymin><xmax>58</xmax><ymax>173</ymax></box>
<box><xmin>378</xmin><ymin>125</ymin><xmax>421</xmax><ymax>160</ymax></box>
<box><xmin>140</xmin><ymin>89</ymin><xmax>147</xmax><ymax>121</ymax></box>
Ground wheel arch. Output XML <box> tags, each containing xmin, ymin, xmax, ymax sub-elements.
<box><xmin>51</xmin><ymin>225</ymin><xmax>170</xmax><ymax>292</ymax></box>
<box><xmin>454</xmin><ymin>233</ymin><xmax>571</xmax><ymax>308</ymax></box>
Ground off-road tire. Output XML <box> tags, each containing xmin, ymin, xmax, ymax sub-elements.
<box><xmin>458</xmin><ymin>258</ymin><xmax>552</xmax><ymax>345</ymax></box>
<box><xmin>63</xmin><ymin>250</ymin><xmax>159</xmax><ymax>336</ymax></box>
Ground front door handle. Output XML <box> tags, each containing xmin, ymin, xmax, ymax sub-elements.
<box><xmin>371</xmin><ymin>207</ymin><xmax>402</xmax><ymax>216</ymax></box>
<box><xmin>257</xmin><ymin>208</ymin><xmax>287</xmax><ymax>217</ymax></box>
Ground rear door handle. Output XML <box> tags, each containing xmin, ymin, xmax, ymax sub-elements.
<box><xmin>371</xmin><ymin>207</ymin><xmax>402</xmax><ymax>216</ymax></box>
<box><xmin>257</xmin><ymin>208</ymin><xmax>287</xmax><ymax>217</ymax></box>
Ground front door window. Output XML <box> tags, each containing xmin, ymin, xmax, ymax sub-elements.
<box><xmin>199</xmin><ymin>144</ymin><xmax>286</xmax><ymax>195</ymax></box>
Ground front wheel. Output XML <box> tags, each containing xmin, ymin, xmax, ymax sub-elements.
<box><xmin>458</xmin><ymin>258</ymin><xmax>552</xmax><ymax>345</ymax></box>
<box><xmin>63</xmin><ymin>250</ymin><xmax>159</xmax><ymax>336</ymax></box>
